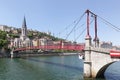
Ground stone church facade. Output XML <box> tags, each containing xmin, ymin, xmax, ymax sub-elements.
<box><xmin>12</xmin><ymin>17</ymin><xmax>32</xmax><ymax>48</ymax></box>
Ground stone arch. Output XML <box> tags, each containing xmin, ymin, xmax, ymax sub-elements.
<box><xmin>96</xmin><ymin>61</ymin><xmax>116</xmax><ymax>79</ymax></box>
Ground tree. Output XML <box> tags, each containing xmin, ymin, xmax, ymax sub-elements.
<box><xmin>28</xmin><ymin>32</ymin><xmax>33</xmax><ymax>39</ymax></box>
<box><xmin>0</xmin><ymin>30</ymin><xmax>8</xmax><ymax>49</ymax></box>
<box><xmin>9</xmin><ymin>34</ymin><xmax>19</xmax><ymax>38</ymax></box>
<box><xmin>0</xmin><ymin>30</ymin><xmax>7</xmax><ymax>39</ymax></box>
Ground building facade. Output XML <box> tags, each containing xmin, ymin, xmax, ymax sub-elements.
<box><xmin>12</xmin><ymin>17</ymin><xmax>32</xmax><ymax>48</ymax></box>
<box><xmin>0</xmin><ymin>25</ymin><xmax>11</xmax><ymax>32</ymax></box>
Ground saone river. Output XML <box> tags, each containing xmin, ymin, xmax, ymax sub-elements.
<box><xmin>0</xmin><ymin>54</ymin><xmax>120</xmax><ymax>80</ymax></box>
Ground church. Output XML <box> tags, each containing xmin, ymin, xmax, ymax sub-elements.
<box><xmin>13</xmin><ymin>17</ymin><xmax>33</xmax><ymax>48</ymax></box>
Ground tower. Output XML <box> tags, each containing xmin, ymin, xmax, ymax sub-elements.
<box><xmin>20</xmin><ymin>16</ymin><xmax>27</xmax><ymax>41</ymax></box>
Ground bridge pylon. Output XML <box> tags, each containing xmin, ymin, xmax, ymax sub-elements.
<box><xmin>84</xmin><ymin>9</ymin><xmax>92</xmax><ymax>78</ymax></box>
<box><xmin>83</xmin><ymin>10</ymin><xmax>120</xmax><ymax>79</ymax></box>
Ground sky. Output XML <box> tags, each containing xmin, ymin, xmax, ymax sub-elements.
<box><xmin>0</xmin><ymin>0</ymin><xmax>120</xmax><ymax>45</ymax></box>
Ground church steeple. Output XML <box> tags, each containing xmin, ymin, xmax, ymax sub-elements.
<box><xmin>21</xmin><ymin>16</ymin><xmax>27</xmax><ymax>40</ymax></box>
<box><xmin>22</xmin><ymin>16</ymin><xmax>27</xmax><ymax>28</ymax></box>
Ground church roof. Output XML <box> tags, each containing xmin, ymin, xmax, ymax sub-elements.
<box><xmin>22</xmin><ymin>16</ymin><xmax>27</xmax><ymax>28</ymax></box>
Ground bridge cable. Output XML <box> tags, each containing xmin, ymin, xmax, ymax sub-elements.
<box><xmin>56</xmin><ymin>13</ymin><xmax>85</xmax><ymax>38</ymax></box>
<box><xmin>57</xmin><ymin>20</ymin><xmax>77</xmax><ymax>38</ymax></box>
<box><xmin>65</xmin><ymin>12</ymin><xmax>86</xmax><ymax>40</ymax></box>
<box><xmin>98</xmin><ymin>15</ymin><xmax>120</xmax><ymax>32</ymax></box>
<box><xmin>75</xmin><ymin>28</ymin><xmax>86</xmax><ymax>41</ymax></box>
<box><xmin>73</xmin><ymin>21</ymin><xmax>86</xmax><ymax>42</ymax></box>
<box><xmin>74</xmin><ymin>17</ymin><xmax>94</xmax><ymax>41</ymax></box>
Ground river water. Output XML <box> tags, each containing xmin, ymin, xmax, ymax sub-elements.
<box><xmin>0</xmin><ymin>55</ymin><xmax>119</xmax><ymax>80</ymax></box>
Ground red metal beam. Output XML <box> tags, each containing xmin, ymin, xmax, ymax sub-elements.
<box><xmin>86</xmin><ymin>10</ymin><xmax>90</xmax><ymax>37</ymax></box>
<box><xmin>94</xmin><ymin>15</ymin><xmax>98</xmax><ymax>41</ymax></box>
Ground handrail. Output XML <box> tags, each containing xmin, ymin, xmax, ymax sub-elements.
<box><xmin>13</xmin><ymin>45</ymin><xmax>85</xmax><ymax>52</ymax></box>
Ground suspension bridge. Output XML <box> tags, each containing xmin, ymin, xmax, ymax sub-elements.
<box><xmin>11</xmin><ymin>9</ymin><xmax>120</xmax><ymax>79</ymax></box>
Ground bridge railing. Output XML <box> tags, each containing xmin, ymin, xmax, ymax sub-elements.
<box><xmin>13</xmin><ymin>45</ymin><xmax>85</xmax><ymax>52</ymax></box>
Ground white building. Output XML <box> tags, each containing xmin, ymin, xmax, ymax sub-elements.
<box><xmin>12</xmin><ymin>17</ymin><xmax>33</xmax><ymax>48</ymax></box>
<box><xmin>99</xmin><ymin>41</ymin><xmax>113</xmax><ymax>49</ymax></box>
<box><xmin>0</xmin><ymin>25</ymin><xmax>11</xmax><ymax>32</ymax></box>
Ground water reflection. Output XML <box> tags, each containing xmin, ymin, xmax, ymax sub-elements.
<box><xmin>85</xmin><ymin>78</ymin><xmax>105</xmax><ymax>80</ymax></box>
<box><xmin>105</xmin><ymin>61</ymin><xmax>120</xmax><ymax>80</ymax></box>
<box><xmin>0</xmin><ymin>56</ymin><xmax>120</xmax><ymax>80</ymax></box>
<box><xmin>26</xmin><ymin>58</ymin><xmax>83</xmax><ymax>71</ymax></box>
<box><xmin>0</xmin><ymin>56</ymin><xmax>83</xmax><ymax>80</ymax></box>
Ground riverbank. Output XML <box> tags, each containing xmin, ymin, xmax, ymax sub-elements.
<box><xmin>0</xmin><ymin>52</ymin><xmax>10</xmax><ymax>58</ymax></box>
<box><xmin>17</xmin><ymin>52</ymin><xmax>78</xmax><ymax>58</ymax></box>
<box><xmin>0</xmin><ymin>51</ymin><xmax>79</xmax><ymax>58</ymax></box>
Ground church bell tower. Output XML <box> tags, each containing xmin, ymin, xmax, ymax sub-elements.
<box><xmin>20</xmin><ymin>16</ymin><xmax>27</xmax><ymax>41</ymax></box>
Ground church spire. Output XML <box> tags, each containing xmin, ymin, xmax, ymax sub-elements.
<box><xmin>22</xmin><ymin>16</ymin><xmax>27</xmax><ymax>28</ymax></box>
<box><xmin>21</xmin><ymin>16</ymin><xmax>27</xmax><ymax>40</ymax></box>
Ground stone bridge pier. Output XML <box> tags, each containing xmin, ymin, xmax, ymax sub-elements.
<box><xmin>77</xmin><ymin>9</ymin><xmax>120</xmax><ymax>78</ymax></box>
<box><xmin>84</xmin><ymin>37</ymin><xmax>120</xmax><ymax>78</ymax></box>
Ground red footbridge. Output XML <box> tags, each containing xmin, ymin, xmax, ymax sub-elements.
<box><xmin>13</xmin><ymin>44</ymin><xmax>85</xmax><ymax>52</ymax></box>
<box><xmin>11</xmin><ymin>9</ymin><xmax>120</xmax><ymax>79</ymax></box>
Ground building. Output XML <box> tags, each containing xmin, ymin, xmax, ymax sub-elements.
<box><xmin>12</xmin><ymin>17</ymin><xmax>33</xmax><ymax>48</ymax></box>
<box><xmin>0</xmin><ymin>25</ymin><xmax>11</xmax><ymax>32</ymax></box>
<box><xmin>99</xmin><ymin>41</ymin><xmax>113</xmax><ymax>49</ymax></box>
<box><xmin>32</xmin><ymin>38</ymin><xmax>39</xmax><ymax>46</ymax></box>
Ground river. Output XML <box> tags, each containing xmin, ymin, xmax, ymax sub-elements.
<box><xmin>0</xmin><ymin>55</ymin><xmax>120</xmax><ymax>80</ymax></box>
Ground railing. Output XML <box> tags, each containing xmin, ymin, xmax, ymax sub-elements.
<box><xmin>13</xmin><ymin>45</ymin><xmax>85</xmax><ymax>52</ymax></box>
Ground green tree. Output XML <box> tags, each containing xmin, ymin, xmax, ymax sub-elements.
<box><xmin>0</xmin><ymin>30</ymin><xmax>8</xmax><ymax>49</ymax></box>
<box><xmin>9</xmin><ymin>34</ymin><xmax>19</xmax><ymax>38</ymax></box>
<box><xmin>0</xmin><ymin>30</ymin><xmax>6</xmax><ymax>39</ymax></box>
<box><xmin>28</xmin><ymin>32</ymin><xmax>33</xmax><ymax>39</ymax></box>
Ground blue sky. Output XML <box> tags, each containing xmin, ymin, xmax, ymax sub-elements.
<box><xmin>0</xmin><ymin>0</ymin><xmax>120</xmax><ymax>45</ymax></box>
